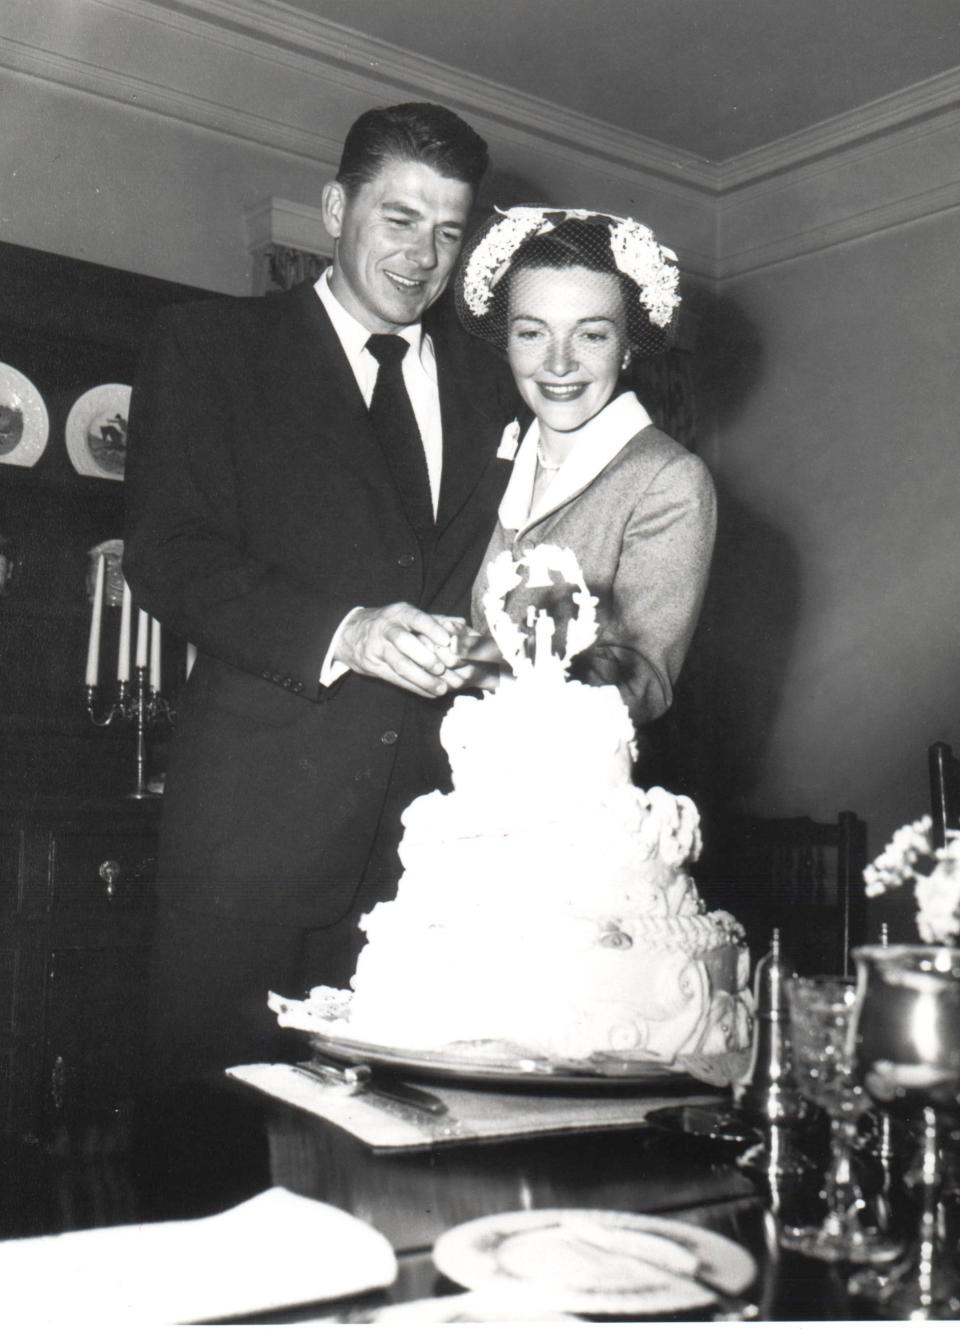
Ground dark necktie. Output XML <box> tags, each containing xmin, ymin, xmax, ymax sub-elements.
<box><xmin>366</xmin><ymin>334</ymin><xmax>435</xmax><ymax>549</ymax></box>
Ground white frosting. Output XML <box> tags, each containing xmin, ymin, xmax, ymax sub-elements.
<box><xmin>346</xmin><ymin>546</ymin><xmax>752</xmax><ymax>1064</ymax></box>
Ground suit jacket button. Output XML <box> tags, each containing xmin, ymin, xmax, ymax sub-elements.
<box><xmin>380</xmin><ymin>730</ymin><xmax>399</xmax><ymax>746</ymax></box>
<box><xmin>397</xmin><ymin>553</ymin><xmax>416</xmax><ymax>568</ymax></box>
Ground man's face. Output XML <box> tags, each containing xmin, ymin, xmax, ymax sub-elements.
<box><xmin>322</xmin><ymin>159</ymin><xmax>474</xmax><ymax>333</ymax></box>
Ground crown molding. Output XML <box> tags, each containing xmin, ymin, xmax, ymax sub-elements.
<box><xmin>718</xmin><ymin>102</ymin><xmax>960</xmax><ymax>279</ymax></box>
<box><xmin>0</xmin><ymin>33</ymin><xmax>345</xmax><ymax>164</ymax></box>
<box><xmin>244</xmin><ymin>197</ymin><xmax>332</xmax><ymax>257</ymax></box>
<box><xmin>719</xmin><ymin>177</ymin><xmax>960</xmax><ymax>280</ymax></box>
<box><xmin>5</xmin><ymin>0</ymin><xmax>960</xmax><ymax>284</ymax></box>
<box><xmin>719</xmin><ymin>66</ymin><xmax>960</xmax><ymax>190</ymax></box>
<box><xmin>103</xmin><ymin>0</ymin><xmax>960</xmax><ymax>195</ymax></box>
<box><xmin>113</xmin><ymin>0</ymin><xmax>722</xmax><ymax>193</ymax></box>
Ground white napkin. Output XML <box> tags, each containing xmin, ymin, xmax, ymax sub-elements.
<box><xmin>0</xmin><ymin>1186</ymin><xmax>396</xmax><ymax>1325</ymax></box>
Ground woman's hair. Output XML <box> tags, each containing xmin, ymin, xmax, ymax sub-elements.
<box><xmin>336</xmin><ymin>102</ymin><xmax>489</xmax><ymax>195</ymax></box>
<box><xmin>494</xmin><ymin>219</ymin><xmax>632</xmax><ymax>350</ymax></box>
<box><xmin>458</xmin><ymin>215</ymin><xmax>676</xmax><ymax>359</ymax></box>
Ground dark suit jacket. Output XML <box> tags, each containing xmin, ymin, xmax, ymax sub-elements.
<box><xmin>123</xmin><ymin>282</ymin><xmax>518</xmax><ymax>926</ymax></box>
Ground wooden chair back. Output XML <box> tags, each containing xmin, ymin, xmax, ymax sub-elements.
<box><xmin>928</xmin><ymin>741</ymin><xmax>960</xmax><ymax>848</ymax></box>
<box><xmin>700</xmin><ymin>810</ymin><xmax>867</xmax><ymax>977</ymax></box>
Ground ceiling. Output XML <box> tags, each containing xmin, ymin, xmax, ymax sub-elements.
<box><xmin>284</xmin><ymin>0</ymin><xmax>960</xmax><ymax>161</ymax></box>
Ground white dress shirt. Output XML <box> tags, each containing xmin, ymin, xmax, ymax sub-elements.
<box><xmin>315</xmin><ymin>269</ymin><xmax>443</xmax><ymax>515</ymax></box>
<box><xmin>314</xmin><ymin>269</ymin><xmax>444</xmax><ymax>683</ymax></box>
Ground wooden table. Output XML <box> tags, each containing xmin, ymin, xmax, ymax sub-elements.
<box><xmin>246</xmin><ymin>1092</ymin><xmax>865</xmax><ymax>1322</ymax></box>
<box><xmin>0</xmin><ymin>1078</ymin><xmax>885</xmax><ymax>1322</ymax></box>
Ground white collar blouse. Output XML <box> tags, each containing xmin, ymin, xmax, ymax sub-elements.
<box><xmin>498</xmin><ymin>391</ymin><xmax>654</xmax><ymax>538</ymax></box>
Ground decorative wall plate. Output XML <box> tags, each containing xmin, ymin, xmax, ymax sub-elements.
<box><xmin>65</xmin><ymin>383</ymin><xmax>131</xmax><ymax>480</ymax></box>
<box><xmin>0</xmin><ymin>362</ymin><xmax>49</xmax><ymax>467</ymax></box>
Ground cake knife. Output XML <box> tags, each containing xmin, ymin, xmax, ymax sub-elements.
<box><xmin>292</xmin><ymin>1058</ymin><xmax>448</xmax><ymax>1116</ymax></box>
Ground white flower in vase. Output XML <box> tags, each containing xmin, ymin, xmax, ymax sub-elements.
<box><xmin>864</xmin><ymin>815</ymin><xmax>960</xmax><ymax>944</ymax></box>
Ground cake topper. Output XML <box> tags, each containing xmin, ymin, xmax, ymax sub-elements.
<box><xmin>481</xmin><ymin>544</ymin><xmax>599</xmax><ymax>678</ymax></box>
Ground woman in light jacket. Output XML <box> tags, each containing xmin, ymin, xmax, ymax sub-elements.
<box><xmin>454</xmin><ymin>208</ymin><xmax>716</xmax><ymax>756</ymax></box>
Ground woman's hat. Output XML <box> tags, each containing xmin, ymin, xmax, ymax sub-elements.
<box><xmin>454</xmin><ymin>206</ymin><xmax>681</xmax><ymax>360</ymax></box>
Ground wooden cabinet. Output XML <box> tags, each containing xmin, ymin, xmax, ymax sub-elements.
<box><xmin>0</xmin><ymin>798</ymin><xmax>160</xmax><ymax>1141</ymax></box>
<box><xmin>0</xmin><ymin>242</ymin><xmax>212</xmax><ymax>1142</ymax></box>
<box><xmin>0</xmin><ymin>240</ymin><xmax>212</xmax><ymax>802</ymax></box>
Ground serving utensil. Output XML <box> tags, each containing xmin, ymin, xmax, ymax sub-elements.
<box><xmin>292</xmin><ymin>1058</ymin><xmax>448</xmax><ymax>1117</ymax></box>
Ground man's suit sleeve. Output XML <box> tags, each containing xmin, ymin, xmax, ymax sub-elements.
<box><xmin>123</xmin><ymin>305</ymin><xmax>354</xmax><ymax>699</ymax></box>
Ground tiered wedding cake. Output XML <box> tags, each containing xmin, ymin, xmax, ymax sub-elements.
<box><xmin>325</xmin><ymin>545</ymin><xmax>752</xmax><ymax>1065</ymax></box>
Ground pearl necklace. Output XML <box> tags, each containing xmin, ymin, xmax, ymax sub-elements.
<box><xmin>536</xmin><ymin>443</ymin><xmax>564</xmax><ymax>472</ymax></box>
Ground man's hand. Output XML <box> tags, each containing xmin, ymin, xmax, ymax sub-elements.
<box><xmin>442</xmin><ymin>628</ymin><xmax>504</xmax><ymax>693</ymax></box>
<box><xmin>337</xmin><ymin>603</ymin><xmax>466</xmax><ymax>699</ymax></box>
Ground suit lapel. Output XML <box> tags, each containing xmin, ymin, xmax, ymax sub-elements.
<box><xmin>282</xmin><ymin>283</ymin><xmax>401</xmax><ymax>499</ymax></box>
<box><xmin>291</xmin><ymin>285</ymin><xmax>467</xmax><ymax>555</ymax></box>
<box><xmin>432</xmin><ymin>321</ymin><xmax>508</xmax><ymax>536</ymax></box>
<box><xmin>277</xmin><ymin>287</ymin><xmax>514</xmax><ymax>603</ymax></box>
<box><xmin>288</xmin><ymin>287</ymin><xmax>509</xmax><ymax>538</ymax></box>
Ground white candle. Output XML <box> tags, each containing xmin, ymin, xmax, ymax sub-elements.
<box><xmin>135</xmin><ymin>609</ymin><xmax>149</xmax><ymax>668</ymax></box>
<box><xmin>149</xmin><ymin>617</ymin><xmax>162</xmax><ymax>693</ymax></box>
<box><xmin>84</xmin><ymin>555</ymin><xmax>105</xmax><ymax>687</ymax></box>
<box><xmin>117</xmin><ymin>581</ymin><xmax>132</xmax><ymax>683</ymax></box>
<box><xmin>186</xmin><ymin>641</ymin><xmax>198</xmax><ymax>680</ymax></box>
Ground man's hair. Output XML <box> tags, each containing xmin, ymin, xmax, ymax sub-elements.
<box><xmin>336</xmin><ymin>102</ymin><xmax>489</xmax><ymax>195</ymax></box>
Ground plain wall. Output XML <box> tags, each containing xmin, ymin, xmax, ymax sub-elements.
<box><xmin>698</xmin><ymin>208</ymin><xmax>960</xmax><ymax>852</ymax></box>
<box><xmin>0</xmin><ymin>74</ymin><xmax>338</xmax><ymax>293</ymax></box>
<box><xmin>0</xmin><ymin>58</ymin><xmax>713</xmax><ymax>293</ymax></box>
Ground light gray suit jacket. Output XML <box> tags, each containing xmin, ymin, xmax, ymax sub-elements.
<box><xmin>471</xmin><ymin>391</ymin><xmax>716</xmax><ymax>732</ymax></box>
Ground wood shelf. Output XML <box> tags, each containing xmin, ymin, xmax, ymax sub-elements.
<box><xmin>0</xmin><ymin>242</ymin><xmax>211</xmax><ymax>1141</ymax></box>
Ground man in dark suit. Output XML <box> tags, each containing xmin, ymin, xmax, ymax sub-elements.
<box><xmin>124</xmin><ymin>103</ymin><xmax>518</xmax><ymax>1092</ymax></box>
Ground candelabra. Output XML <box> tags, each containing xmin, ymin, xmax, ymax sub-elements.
<box><xmin>85</xmin><ymin>665</ymin><xmax>174</xmax><ymax>799</ymax></box>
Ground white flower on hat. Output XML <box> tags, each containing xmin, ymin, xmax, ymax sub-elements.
<box><xmin>609</xmin><ymin>218</ymin><xmax>680</xmax><ymax>328</ymax></box>
<box><xmin>461</xmin><ymin>206</ymin><xmax>681</xmax><ymax>329</ymax></box>
<box><xmin>462</xmin><ymin>208</ymin><xmax>556</xmax><ymax>316</ymax></box>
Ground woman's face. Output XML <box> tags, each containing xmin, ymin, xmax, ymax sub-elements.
<box><xmin>506</xmin><ymin>265</ymin><xmax>628</xmax><ymax>437</ymax></box>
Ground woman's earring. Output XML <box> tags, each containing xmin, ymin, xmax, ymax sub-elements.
<box><xmin>621</xmin><ymin>352</ymin><xmax>631</xmax><ymax>372</ymax></box>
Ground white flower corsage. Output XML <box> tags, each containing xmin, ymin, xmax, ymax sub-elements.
<box><xmin>496</xmin><ymin>419</ymin><xmax>522</xmax><ymax>461</ymax></box>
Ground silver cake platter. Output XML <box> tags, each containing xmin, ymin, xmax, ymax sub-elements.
<box><xmin>269</xmin><ymin>991</ymin><xmax>747</xmax><ymax>1092</ymax></box>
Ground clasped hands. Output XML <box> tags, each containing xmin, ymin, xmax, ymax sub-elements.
<box><xmin>338</xmin><ymin>602</ymin><xmax>502</xmax><ymax>700</ymax></box>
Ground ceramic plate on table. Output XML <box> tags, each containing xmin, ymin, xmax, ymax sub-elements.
<box><xmin>0</xmin><ymin>362</ymin><xmax>49</xmax><ymax>467</ymax></box>
<box><xmin>268</xmin><ymin>990</ymin><xmax>700</xmax><ymax>1091</ymax></box>
<box><xmin>65</xmin><ymin>383</ymin><xmax>131</xmax><ymax>479</ymax></box>
<box><xmin>432</xmin><ymin>1208</ymin><xmax>757</xmax><ymax>1317</ymax></box>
